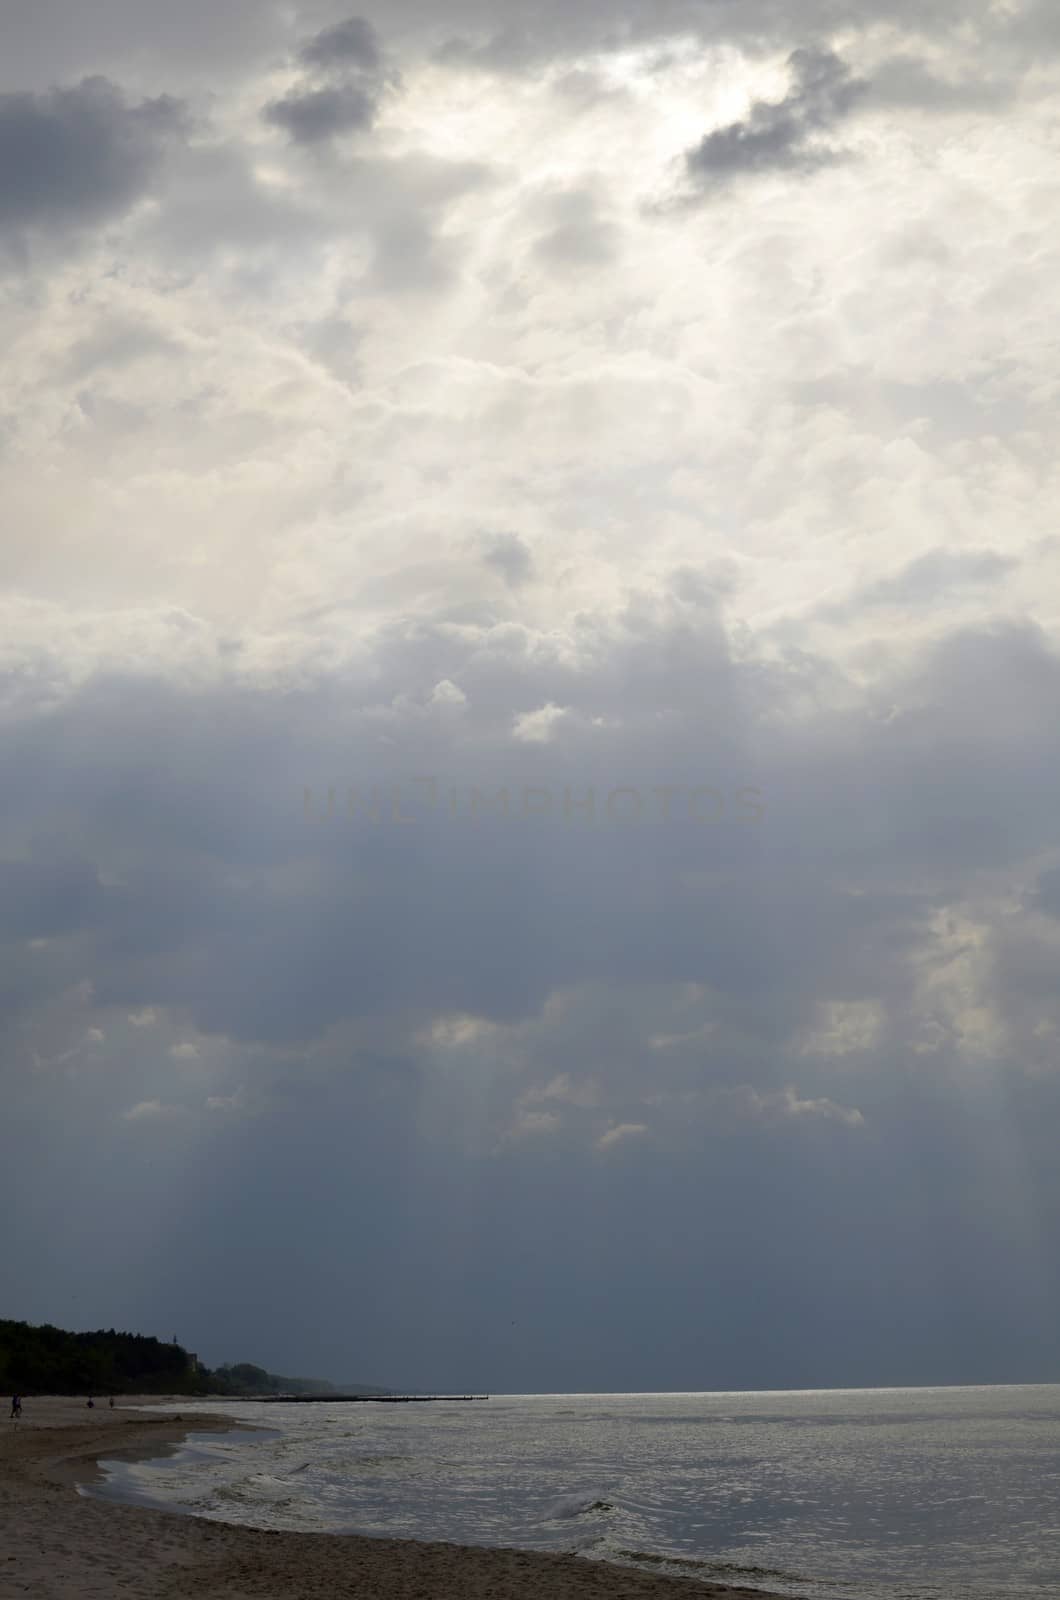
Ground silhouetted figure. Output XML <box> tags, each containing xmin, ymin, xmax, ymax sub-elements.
<box><xmin>86</xmin><ymin>1397</ymin><xmax>95</xmax><ymax>1409</ymax></box>
<box><xmin>109</xmin><ymin>1396</ymin><xmax>115</xmax><ymax>1409</ymax></box>
<box><xmin>9</xmin><ymin>1395</ymin><xmax>21</xmax><ymax>1419</ymax></box>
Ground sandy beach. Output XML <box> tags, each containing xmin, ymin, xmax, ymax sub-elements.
<box><xmin>0</xmin><ymin>1398</ymin><xmax>793</xmax><ymax>1600</ymax></box>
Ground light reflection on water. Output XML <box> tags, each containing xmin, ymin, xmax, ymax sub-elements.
<box><xmin>89</xmin><ymin>1386</ymin><xmax>1060</xmax><ymax>1600</ymax></box>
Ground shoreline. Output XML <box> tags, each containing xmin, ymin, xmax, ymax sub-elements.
<box><xmin>0</xmin><ymin>1397</ymin><xmax>797</xmax><ymax>1599</ymax></box>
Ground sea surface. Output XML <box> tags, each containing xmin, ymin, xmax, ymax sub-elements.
<box><xmin>87</xmin><ymin>1386</ymin><xmax>1060</xmax><ymax>1600</ymax></box>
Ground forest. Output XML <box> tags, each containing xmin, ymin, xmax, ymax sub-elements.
<box><xmin>0</xmin><ymin>1320</ymin><xmax>370</xmax><ymax>1397</ymax></box>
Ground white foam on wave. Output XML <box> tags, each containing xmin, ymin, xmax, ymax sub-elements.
<box><xmin>542</xmin><ymin>1491</ymin><xmax>616</xmax><ymax>1521</ymax></box>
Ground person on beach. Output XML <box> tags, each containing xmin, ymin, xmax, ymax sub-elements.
<box><xmin>86</xmin><ymin>1396</ymin><xmax>94</xmax><ymax>1409</ymax></box>
<box><xmin>9</xmin><ymin>1395</ymin><xmax>20</xmax><ymax>1419</ymax></box>
<box><xmin>109</xmin><ymin>1396</ymin><xmax>115</xmax><ymax>1408</ymax></box>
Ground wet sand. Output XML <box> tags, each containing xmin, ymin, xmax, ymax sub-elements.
<box><xmin>0</xmin><ymin>1397</ymin><xmax>793</xmax><ymax>1598</ymax></box>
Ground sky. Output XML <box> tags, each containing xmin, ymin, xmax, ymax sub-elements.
<box><xmin>2</xmin><ymin>1</ymin><xmax>1060</xmax><ymax>1394</ymax></box>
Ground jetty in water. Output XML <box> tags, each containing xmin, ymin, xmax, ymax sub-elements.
<box><xmin>252</xmin><ymin>1393</ymin><xmax>489</xmax><ymax>1404</ymax></box>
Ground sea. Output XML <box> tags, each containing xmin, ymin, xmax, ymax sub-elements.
<box><xmin>85</xmin><ymin>1386</ymin><xmax>1060</xmax><ymax>1600</ymax></box>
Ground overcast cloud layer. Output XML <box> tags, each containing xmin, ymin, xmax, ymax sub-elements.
<box><xmin>2</xmin><ymin>2</ymin><xmax>1060</xmax><ymax>1393</ymax></box>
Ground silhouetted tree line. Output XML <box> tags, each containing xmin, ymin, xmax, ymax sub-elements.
<box><xmin>0</xmin><ymin>1318</ymin><xmax>209</xmax><ymax>1395</ymax></box>
<box><xmin>0</xmin><ymin>1319</ymin><xmax>376</xmax><ymax>1397</ymax></box>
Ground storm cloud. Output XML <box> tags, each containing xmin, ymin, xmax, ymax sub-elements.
<box><xmin>262</xmin><ymin>82</ymin><xmax>379</xmax><ymax>143</ymax></box>
<box><xmin>262</xmin><ymin>14</ymin><xmax>395</xmax><ymax>144</ymax></box>
<box><xmin>5</xmin><ymin>600</ymin><xmax>1060</xmax><ymax>1384</ymax></box>
<box><xmin>0</xmin><ymin>76</ymin><xmax>183</xmax><ymax>233</ymax></box>
<box><xmin>299</xmin><ymin>16</ymin><xmax>383</xmax><ymax>73</ymax></box>
<box><xmin>686</xmin><ymin>47</ymin><xmax>868</xmax><ymax>184</ymax></box>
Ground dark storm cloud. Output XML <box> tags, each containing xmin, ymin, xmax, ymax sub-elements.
<box><xmin>0</xmin><ymin>76</ymin><xmax>184</xmax><ymax>233</ymax></box>
<box><xmin>262</xmin><ymin>14</ymin><xmax>397</xmax><ymax>145</ymax></box>
<box><xmin>686</xmin><ymin>46</ymin><xmax>868</xmax><ymax>184</ymax></box>
<box><xmin>300</xmin><ymin>16</ymin><xmax>383</xmax><ymax>73</ymax></box>
<box><xmin>262</xmin><ymin>83</ymin><xmax>379</xmax><ymax>144</ymax></box>
<box><xmin>4</xmin><ymin>603</ymin><xmax>1060</xmax><ymax>1385</ymax></box>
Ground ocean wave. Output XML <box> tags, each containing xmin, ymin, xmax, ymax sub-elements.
<box><xmin>90</xmin><ymin>1387</ymin><xmax>1060</xmax><ymax>1598</ymax></box>
<box><xmin>543</xmin><ymin>1493</ymin><xmax>616</xmax><ymax>1521</ymax></box>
